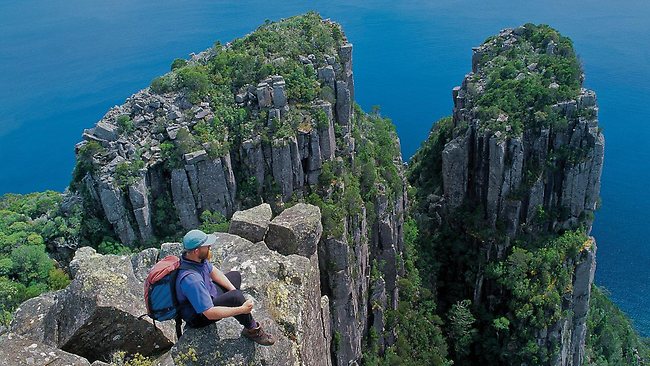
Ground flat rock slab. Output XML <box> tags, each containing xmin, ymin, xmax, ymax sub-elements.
<box><xmin>228</xmin><ymin>203</ymin><xmax>273</xmax><ymax>243</ymax></box>
<box><xmin>0</xmin><ymin>333</ymin><xmax>91</xmax><ymax>366</ymax></box>
<box><xmin>266</xmin><ymin>203</ymin><xmax>322</xmax><ymax>257</ymax></box>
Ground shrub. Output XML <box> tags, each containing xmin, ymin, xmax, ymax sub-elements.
<box><xmin>150</xmin><ymin>74</ymin><xmax>174</xmax><ymax>94</ymax></box>
<box><xmin>116</xmin><ymin>115</ymin><xmax>135</xmax><ymax>135</ymax></box>
<box><xmin>114</xmin><ymin>159</ymin><xmax>145</xmax><ymax>188</ymax></box>
<box><xmin>199</xmin><ymin>210</ymin><xmax>229</xmax><ymax>233</ymax></box>
<box><xmin>171</xmin><ymin>58</ymin><xmax>188</xmax><ymax>71</ymax></box>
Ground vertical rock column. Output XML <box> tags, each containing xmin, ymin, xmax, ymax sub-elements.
<box><xmin>127</xmin><ymin>175</ymin><xmax>154</xmax><ymax>243</ymax></box>
<box><xmin>265</xmin><ymin>204</ymin><xmax>330</xmax><ymax>366</ymax></box>
<box><xmin>97</xmin><ymin>182</ymin><xmax>137</xmax><ymax>245</ymax></box>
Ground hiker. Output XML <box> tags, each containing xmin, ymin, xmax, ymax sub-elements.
<box><xmin>175</xmin><ymin>229</ymin><xmax>276</xmax><ymax>346</ymax></box>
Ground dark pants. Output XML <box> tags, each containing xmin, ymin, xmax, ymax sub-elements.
<box><xmin>188</xmin><ymin>271</ymin><xmax>255</xmax><ymax>329</ymax></box>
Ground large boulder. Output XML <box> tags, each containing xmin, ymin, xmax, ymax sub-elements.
<box><xmin>161</xmin><ymin>231</ymin><xmax>330</xmax><ymax>366</ymax></box>
<box><xmin>10</xmin><ymin>247</ymin><xmax>175</xmax><ymax>362</ymax></box>
<box><xmin>265</xmin><ymin>203</ymin><xmax>323</xmax><ymax>257</ymax></box>
<box><xmin>0</xmin><ymin>333</ymin><xmax>91</xmax><ymax>366</ymax></box>
<box><xmin>228</xmin><ymin>203</ymin><xmax>273</xmax><ymax>243</ymax></box>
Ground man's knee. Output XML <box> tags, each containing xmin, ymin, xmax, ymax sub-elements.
<box><xmin>226</xmin><ymin>271</ymin><xmax>242</xmax><ymax>289</ymax></box>
<box><xmin>214</xmin><ymin>289</ymin><xmax>246</xmax><ymax>307</ymax></box>
<box><xmin>230</xmin><ymin>289</ymin><xmax>246</xmax><ymax>305</ymax></box>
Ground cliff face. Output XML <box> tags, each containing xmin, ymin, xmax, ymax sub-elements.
<box><xmin>408</xmin><ymin>25</ymin><xmax>603</xmax><ymax>365</ymax></box>
<box><xmin>72</xmin><ymin>14</ymin><xmax>406</xmax><ymax>366</ymax></box>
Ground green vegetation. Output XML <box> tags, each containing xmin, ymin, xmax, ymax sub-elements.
<box><xmin>110</xmin><ymin>351</ymin><xmax>154</xmax><ymax>366</ymax></box>
<box><xmin>149</xmin><ymin>11</ymin><xmax>337</xmax><ymax>107</ymax></box>
<box><xmin>0</xmin><ymin>192</ymin><xmax>74</xmax><ymax>326</ymax></box>
<box><xmin>116</xmin><ymin>115</ymin><xmax>135</xmax><ymax>135</ymax></box>
<box><xmin>70</xmin><ymin>141</ymin><xmax>105</xmax><ymax>191</ymax></box>
<box><xmin>151</xmin><ymin>192</ymin><xmax>182</xmax><ymax>242</ymax></box>
<box><xmin>362</xmin><ymin>218</ymin><xmax>450</xmax><ymax>366</ymax></box>
<box><xmin>170</xmin><ymin>58</ymin><xmax>188</xmax><ymax>71</ymax></box>
<box><xmin>471</xmin><ymin>23</ymin><xmax>583</xmax><ymax>136</ymax></box>
<box><xmin>199</xmin><ymin>210</ymin><xmax>229</xmax><ymax>234</ymax></box>
<box><xmin>480</xmin><ymin>230</ymin><xmax>588</xmax><ymax>364</ymax></box>
<box><xmin>114</xmin><ymin>159</ymin><xmax>145</xmax><ymax>188</ymax></box>
<box><xmin>585</xmin><ymin>286</ymin><xmax>650</xmax><ymax>365</ymax></box>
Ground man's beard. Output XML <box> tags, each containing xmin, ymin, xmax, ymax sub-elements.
<box><xmin>199</xmin><ymin>248</ymin><xmax>212</xmax><ymax>261</ymax></box>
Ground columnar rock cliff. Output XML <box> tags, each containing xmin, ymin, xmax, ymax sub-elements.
<box><xmin>70</xmin><ymin>14</ymin><xmax>406</xmax><ymax>365</ymax></box>
<box><xmin>408</xmin><ymin>25</ymin><xmax>603</xmax><ymax>365</ymax></box>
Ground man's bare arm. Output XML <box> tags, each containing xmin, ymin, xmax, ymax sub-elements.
<box><xmin>211</xmin><ymin>267</ymin><xmax>236</xmax><ymax>291</ymax></box>
<box><xmin>202</xmin><ymin>299</ymin><xmax>253</xmax><ymax>320</ymax></box>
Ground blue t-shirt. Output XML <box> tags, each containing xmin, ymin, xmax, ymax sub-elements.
<box><xmin>176</xmin><ymin>257</ymin><xmax>219</xmax><ymax>315</ymax></box>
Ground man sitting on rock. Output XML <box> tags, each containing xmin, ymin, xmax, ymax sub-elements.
<box><xmin>176</xmin><ymin>229</ymin><xmax>276</xmax><ymax>346</ymax></box>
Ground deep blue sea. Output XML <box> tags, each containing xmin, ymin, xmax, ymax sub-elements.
<box><xmin>1</xmin><ymin>0</ymin><xmax>649</xmax><ymax>336</ymax></box>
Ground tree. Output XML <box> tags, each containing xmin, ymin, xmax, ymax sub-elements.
<box><xmin>10</xmin><ymin>244</ymin><xmax>53</xmax><ymax>286</ymax></box>
<box><xmin>447</xmin><ymin>299</ymin><xmax>477</xmax><ymax>360</ymax></box>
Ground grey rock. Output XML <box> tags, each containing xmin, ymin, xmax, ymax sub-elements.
<box><xmin>183</xmin><ymin>149</ymin><xmax>207</xmax><ymax>164</ymax></box>
<box><xmin>256</xmin><ymin>83</ymin><xmax>272</xmax><ymax>108</ymax></box>
<box><xmin>191</xmin><ymin>155</ymin><xmax>235</xmax><ymax>216</ymax></box>
<box><xmin>94</xmin><ymin>121</ymin><xmax>119</xmax><ymax>142</ymax></box>
<box><xmin>167</xmin><ymin>109</ymin><xmax>181</xmax><ymax>120</ymax></box>
<box><xmin>0</xmin><ymin>333</ymin><xmax>91</xmax><ymax>366</ymax></box>
<box><xmin>442</xmin><ymin>133</ymin><xmax>469</xmax><ymax>209</ymax></box>
<box><xmin>228</xmin><ymin>203</ymin><xmax>273</xmax><ymax>243</ymax></box>
<box><xmin>11</xmin><ymin>247</ymin><xmax>175</xmax><ymax>362</ymax></box>
<box><xmin>166</xmin><ymin>232</ymin><xmax>329</xmax><ymax>366</ymax></box>
<box><xmin>335</xmin><ymin>80</ymin><xmax>352</xmax><ymax>129</ymax></box>
<box><xmin>314</xmin><ymin>102</ymin><xmax>336</xmax><ymax>161</ymax></box>
<box><xmin>306</xmin><ymin>129</ymin><xmax>323</xmax><ymax>185</ymax></box>
<box><xmin>271</xmin><ymin>138</ymin><xmax>295</xmax><ymax>202</ymax></box>
<box><xmin>272</xmin><ymin>78</ymin><xmax>287</xmax><ymax>107</ymax></box>
<box><xmin>131</xmin><ymin>247</ymin><xmax>159</xmax><ymax>282</ymax></box>
<box><xmin>339</xmin><ymin>43</ymin><xmax>355</xmax><ymax>99</ymax></box>
<box><xmin>266</xmin><ymin>204</ymin><xmax>322</xmax><ymax>257</ymax></box>
<box><xmin>486</xmin><ymin>134</ymin><xmax>506</xmax><ymax>227</ymax></box>
<box><xmin>546</xmin><ymin>40</ymin><xmax>556</xmax><ymax>55</ymax></box>
<box><xmin>317</xmin><ymin>65</ymin><xmax>336</xmax><ymax>92</ymax></box>
<box><xmin>578</xmin><ymin>89</ymin><xmax>597</xmax><ymax>108</ymax></box>
<box><xmin>171</xmin><ymin>168</ymin><xmax>200</xmax><ymax>230</ymax></box>
<box><xmin>166</xmin><ymin>126</ymin><xmax>180</xmax><ymax>140</ymax></box>
<box><xmin>268</xmin><ymin>108</ymin><xmax>281</xmax><ymax>127</ymax></box>
<box><xmin>194</xmin><ymin>109</ymin><xmax>210</xmax><ymax>119</ymax></box>
<box><xmin>128</xmin><ymin>176</ymin><xmax>154</xmax><ymax>243</ymax></box>
<box><xmin>240</xmin><ymin>137</ymin><xmax>266</xmax><ymax>194</ymax></box>
<box><xmin>370</xmin><ymin>277</ymin><xmax>387</xmax><ymax>350</ymax></box>
<box><xmin>98</xmin><ymin>183</ymin><xmax>137</xmax><ymax>245</ymax></box>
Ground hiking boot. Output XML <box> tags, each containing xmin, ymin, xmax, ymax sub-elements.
<box><xmin>241</xmin><ymin>321</ymin><xmax>276</xmax><ymax>346</ymax></box>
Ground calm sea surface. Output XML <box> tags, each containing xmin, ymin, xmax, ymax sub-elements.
<box><xmin>1</xmin><ymin>0</ymin><xmax>649</xmax><ymax>335</ymax></box>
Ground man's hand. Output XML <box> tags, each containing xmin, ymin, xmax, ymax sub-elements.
<box><xmin>240</xmin><ymin>299</ymin><xmax>254</xmax><ymax>314</ymax></box>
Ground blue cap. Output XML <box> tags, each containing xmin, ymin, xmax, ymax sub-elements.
<box><xmin>183</xmin><ymin>229</ymin><xmax>217</xmax><ymax>251</ymax></box>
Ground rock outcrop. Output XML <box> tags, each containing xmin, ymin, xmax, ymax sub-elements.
<box><xmin>228</xmin><ymin>202</ymin><xmax>273</xmax><ymax>243</ymax></box>
<box><xmin>266</xmin><ymin>203</ymin><xmax>323</xmax><ymax>257</ymax></box>
<box><xmin>0</xmin><ymin>333</ymin><xmax>91</xmax><ymax>366</ymax></box>
<box><xmin>72</xmin><ymin>15</ymin><xmax>407</xmax><ymax>366</ymax></box>
<box><xmin>409</xmin><ymin>25</ymin><xmax>604</xmax><ymax>365</ymax></box>
<box><xmin>7</xmin><ymin>203</ymin><xmax>332</xmax><ymax>366</ymax></box>
<box><xmin>9</xmin><ymin>247</ymin><xmax>175</xmax><ymax>363</ymax></box>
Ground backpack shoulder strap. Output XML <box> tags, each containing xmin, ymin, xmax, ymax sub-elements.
<box><xmin>174</xmin><ymin>264</ymin><xmax>202</xmax><ymax>340</ymax></box>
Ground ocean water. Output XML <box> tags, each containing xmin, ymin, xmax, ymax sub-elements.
<box><xmin>1</xmin><ymin>0</ymin><xmax>649</xmax><ymax>335</ymax></box>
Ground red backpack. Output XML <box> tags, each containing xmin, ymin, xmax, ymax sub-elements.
<box><xmin>141</xmin><ymin>255</ymin><xmax>195</xmax><ymax>338</ymax></box>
